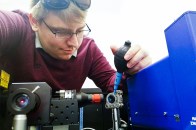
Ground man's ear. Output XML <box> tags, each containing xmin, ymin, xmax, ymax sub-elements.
<box><xmin>28</xmin><ymin>13</ymin><xmax>39</xmax><ymax>31</ymax></box>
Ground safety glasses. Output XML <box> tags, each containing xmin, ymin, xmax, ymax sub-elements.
<box><xmin>41</xmin><ymin>0</ymin><xmax>91</xmax><ymax>10</ymax></box>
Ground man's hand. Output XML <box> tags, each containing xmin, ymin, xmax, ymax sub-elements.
<box><xmin>110</xmin><ymin>44</ymin><xmax>152</xmax><ymax>75</ymax></box>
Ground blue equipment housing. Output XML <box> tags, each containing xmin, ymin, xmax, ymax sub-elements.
<box><xmin>127</xmin><ymin>11</ymin><xmax>196</xmax><ymax>130</ymax></box>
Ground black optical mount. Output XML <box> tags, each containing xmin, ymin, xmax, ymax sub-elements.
<box><xmin>5</xmin><ymin>82</ymin><xmax>104</xmax><ymax>130</ymax></box>
<box><xmin>6</xmin><ymin>82</ymin><xmax>52</xmax><ymax>130</ymax></box>
<box><xmin>105</xmin><ymin>90</ymin><xmax>127</xmax><ymax>130</ymax></box>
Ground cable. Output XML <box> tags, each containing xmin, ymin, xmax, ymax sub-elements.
<box><xmin>120</xmin><ymin>119</ymin><xmax>127</xmax><ymax>125</ymax></box>
<box><xmin>113</xmin><ymin>72</ymin><xmax>123</xmax><ymax>94</ymax></box>
<box><xmin>80</xmin><ymin>107</ymin><xmax>84</xmax><ymax>129</ymax></box>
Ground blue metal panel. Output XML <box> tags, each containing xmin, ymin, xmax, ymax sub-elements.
<box><xmin>128</xmin><ymin>57</ymin><xmax>181</xmax><ymax>129</ymax></box>
<box><xmin>127</xmin><ymin>11</ymin><xmax>196</xmax><ymax>130</ymax></box>
<box><xmin>165</xmin><ymin>11</ymin><xmax>196</xmax><ymax>130</ymax></box>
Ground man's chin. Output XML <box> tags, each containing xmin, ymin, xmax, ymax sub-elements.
<box><xmin>59</xmin><ymin>55</ymin><xmax>73</xmax><ymax>60</ymax></box>
<box><xmin>51</xmin><ymin>53</ymin><xmax>73</xmax><ymax>60</ymax></box>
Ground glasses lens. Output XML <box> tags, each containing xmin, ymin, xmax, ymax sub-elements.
<box><xmin>41</xmin><ymin>0</ymin><xmax>70</xmax><ymax>9</ymax></box>
<box><xmin>74</xmin><ymin>0</ymin><xmax>91</xmax><ymax>10</ymax></box>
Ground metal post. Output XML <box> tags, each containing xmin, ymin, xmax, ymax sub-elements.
<box><xmin>12</xmin><ymin>114</ymin><xmax>27</xmax><ymax>130</ymax></box>
<box><xmin>112</xmin><ymin>108</ymin><xmax>120</xmax><ymax>130</ymax></box>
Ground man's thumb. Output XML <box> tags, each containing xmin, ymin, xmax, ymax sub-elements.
<box><xmin>110</xmin><ymin>44</ymin><xmax>119</xmax><ymax>55</ymax></box>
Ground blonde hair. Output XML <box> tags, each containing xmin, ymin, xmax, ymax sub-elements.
<box><xmin>30</xmin><ymin>0</ymin><xmax>87</xmax><ymax>23</ymax></box>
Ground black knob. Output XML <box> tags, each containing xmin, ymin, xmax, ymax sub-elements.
<box><xmin>114</xmin><ymin>40</ymin><xmax>131</xmax><ymax>73</ymax></box>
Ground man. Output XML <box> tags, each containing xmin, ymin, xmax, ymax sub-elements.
<box><xmin>0</xmin><ymin>0</ymin><xmax>152</xmax><ymax>129</ymax></box>
<box><xmin>0</xmin><ymin>0</ymin><xmax>151</xmax><ymax>93</ymax></box>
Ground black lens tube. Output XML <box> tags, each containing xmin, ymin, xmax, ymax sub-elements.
<box><xmin>7</xmin><ymin>88</ymin><xmax>36</xmax><ymax>114</ymax></box>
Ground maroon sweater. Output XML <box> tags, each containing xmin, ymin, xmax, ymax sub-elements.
<box><xmin>0</xmin><ymin>10</ymin><xmax>125</xmax><ymax>92</ymax></box>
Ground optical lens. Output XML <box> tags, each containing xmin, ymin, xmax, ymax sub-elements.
<box><xmin>108</xmin><ymin>95</ymin><xmax>115</xmax><ymax>104</ymax></box>
<box><xmin>15</xmin><ymin>94</ymin><xmax>30</xmax><ymax>109</ymax></box>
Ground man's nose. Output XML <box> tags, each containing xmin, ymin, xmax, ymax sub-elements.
<box><xmin>66</xmin><ymin>33</ymin><xmax>78</xmax><ymax>46</ymax></box>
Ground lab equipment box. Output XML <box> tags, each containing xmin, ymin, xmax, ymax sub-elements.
<box><xmin>127</xmin><ymin>11</ymin><xmax>196</xmax><ymax>130</ymax></box>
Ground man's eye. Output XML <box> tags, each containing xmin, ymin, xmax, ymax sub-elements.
<box><xmin>77</xmin><ymin>30</ymin><xmax>84</xmax><ymax>34</ymax></box>
<box><xmin>56</xmin><ymin>31</ymin><xmax>65</xmax><ymax>34</ymax></box>
<box><xmin>54</xmin><ymin>31</ymin><xmax>67</xmax><ymax>36</ymax></box>
<box><xmin>55</xmin><ymin>31</ymin><xmax>72</xmax><ymax>37</ymax></box>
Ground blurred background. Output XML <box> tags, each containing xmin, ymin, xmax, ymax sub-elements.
<box><xmin>1</xmin><ymin>0</ymin><xmax>196</xmax><ymax>88</ymax></box>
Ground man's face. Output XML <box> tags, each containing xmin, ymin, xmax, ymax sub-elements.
<box><xmin>36</xmin><ymin>12</ymin><xmax>85</xmax><ymax>60</ymax></box>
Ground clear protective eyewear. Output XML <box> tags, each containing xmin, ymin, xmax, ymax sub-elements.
<box><xmin>43</xmin><ymin>20</ymin><xmax>91</xmax><ymax>39</ymax></box>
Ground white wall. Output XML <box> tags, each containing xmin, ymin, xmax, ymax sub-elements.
<box><xmin>1</xmin><ymin>0</ymin><xmax>196</xmax><ymax>88</ymax></box>
<box><xmin>84</xmin><ymin>0</ymin><xmax>196</xmax><ymax>88</ymax></box>
<box><xmin>0</xmin><ymin>0</ymin><xmax>29</xmax><ymax>11</ymax></box>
